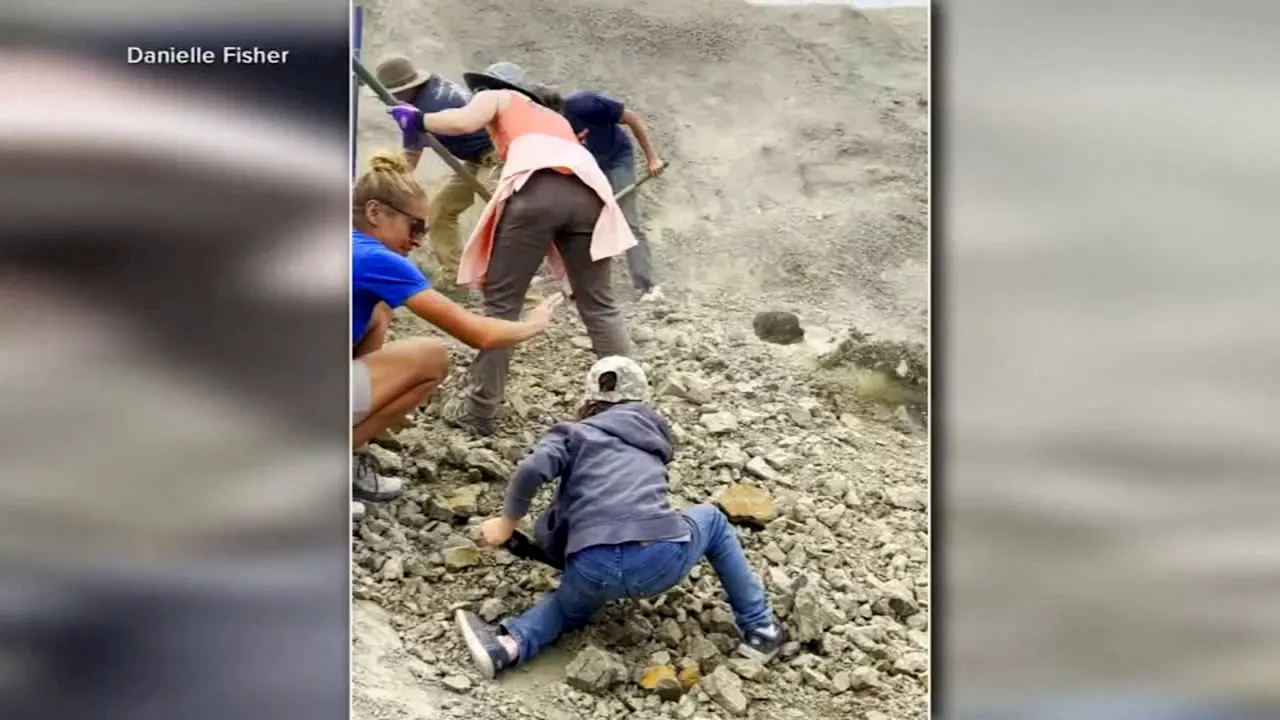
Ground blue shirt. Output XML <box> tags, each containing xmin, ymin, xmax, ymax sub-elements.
<box><xmin>352</xmin><ymin>229</ymin><xmax>430</xmax><ymax>344</ymax></box>
<box><xmin>407</xmin><ymin>76</ymin><xmax>494</xmax><ymax>163</ymax></box>
<box><xmin>561</xmin><ymin>91</ymin><xmax>633</xmax><ymax>169</ymax></box>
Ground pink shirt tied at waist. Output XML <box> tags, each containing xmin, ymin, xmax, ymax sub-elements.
<box><xmin>456</xmin><ymin>132</ymin><xmax>637</xmax><ymax>293</ymax></box>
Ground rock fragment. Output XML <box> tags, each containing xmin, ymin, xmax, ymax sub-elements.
<box><xmin>639</xmin><ymin>664</ymin><xmax>684</xmax><ymax>701</ymax></box>
<box><xmin>700</xmin><ymin>412</ymin><xmax>739</xmax><ymax>435</ymax></box>
<box><xmin>442</xmin><ymin>541</ymin><xmax>482</xmax><ymax>571</ymax></box>
<box><xmin>700</xmin><ymin>665</ymin><xmax>750</xmax><ymax>716</ymax></box>
<box><xmin>715</xmin><ymin>484</ymin><xmax>777</xmax><ymax>528</ymax></box>
<box><xmin>441</xmin><ymin>675</ymin><xmax>472</xmax><ymax>693</ymax></box>
<box><xmin>752</xmin><ymin>311</ymin><xmax>805</xmax><ymax>345</ymax></box>
<box><xmin>565</xmin><ymin>646</ymin><xmax>628</xmax><ymax>695</ymax></box>
<box><xmin>745</xmin><ymin>456</ymin><xmax>784</xmax><ymax>485</ymax></box>
<box><xmin>725</xmin><ymin>658</ymin><xmax>766</xmax><ymax>681</ymax></box>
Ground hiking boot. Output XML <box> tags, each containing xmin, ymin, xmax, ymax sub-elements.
<box><xmin>352</xmin><ymin>452</ymin><xmax>403</xmax><ymax>502</ymax></box>
<box><xmin>639</xmin><ymin>285</ymin><xmax>665</xmax><ymax>303</ymax></box>
<box><xmin>455</xmin><ymin>609</ymin><xmax>516</xmax><ymax>679</ymax></box>
<box><xmin>737</xmin><ymin>623</ymin><xmax>787</xmax><ymax>663</ymax></box>
<box><xmin>441</xmin><ymin>395</ymin><xmax>495</xmax><ymax>437</ymax></box>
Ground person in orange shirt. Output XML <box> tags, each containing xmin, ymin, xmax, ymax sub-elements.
<box><xmin>390</xmin><ymin>62</ymin><xmax>636</xmax><ymax>437</ymax></box>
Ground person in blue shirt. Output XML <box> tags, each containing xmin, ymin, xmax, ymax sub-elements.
<box><xmin>351</xmin><ymin>150</ymin><xmax>564</xmax><ymax>507</ymax></box>
<box><xmin>375</xmin><ymin>54</ymin><xmax>503</xmax><ymax>297</ymax></box>
<box><xmin>559</xmin><ymin>90</ymin><xmax>666</xmax><ymax>302</ymax></box>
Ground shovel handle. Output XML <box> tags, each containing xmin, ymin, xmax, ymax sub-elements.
<box><xmin>614</xmin><ymin>161</ymin><xmax>669</xmax><ymax>201</ymax></box>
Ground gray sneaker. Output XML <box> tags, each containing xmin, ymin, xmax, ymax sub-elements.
<box><xmin>352</xmin><ymin>452</ymin><xmax>403</xmax><ymax>502</ymax></box>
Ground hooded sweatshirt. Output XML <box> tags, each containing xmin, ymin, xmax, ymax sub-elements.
<box><xmin>502</xmin><ymin>404</ymin><xmax>688</xmax><ymax>568</ymax></box>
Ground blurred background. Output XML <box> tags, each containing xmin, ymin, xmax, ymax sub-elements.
<box><xmin>0</xmin><ymin>1</ymin><xmax>350</xmax><ymax>717</ymax></box>
<box><xmin>944</xmin><ymin>1</ymin><xmax>1280</xmax><ymax>717</ymax></box>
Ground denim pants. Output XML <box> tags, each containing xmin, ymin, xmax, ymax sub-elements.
<box><xmin>503</xmin><ymin>504</ymin><xmax>773</xmax><ymax>663</ymax></box>
<box><xmin>602</xmin><ymin>158</ymin><xmax>656</xmax><ymax>292</ymax></box>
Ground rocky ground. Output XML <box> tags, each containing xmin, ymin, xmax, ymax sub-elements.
<box><xmin>353</xmin><ymin>2</ymin><xmax>928</xmax><ymax>719</ymax></box>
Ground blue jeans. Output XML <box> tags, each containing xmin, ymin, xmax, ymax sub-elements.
<box><xmin>602</xmin><ymin>158</ymin><xmax>655</xmax><ymax>291</ymax></box>
<box><xmin>504</xmin><ymin>504</ymin><xmax>773</xmax><ymax>663</ymax></box>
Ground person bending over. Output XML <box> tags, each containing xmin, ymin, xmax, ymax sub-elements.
<box><xmin>388</xmin><ymin>61</ymin><xmax>635</xmax><ymax>438</ymax></box>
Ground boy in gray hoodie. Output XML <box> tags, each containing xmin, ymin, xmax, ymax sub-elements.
<box><xmin>454</xmin><ymin>356</ymin><xmax>786</xmax><ymax>678</ymax></box>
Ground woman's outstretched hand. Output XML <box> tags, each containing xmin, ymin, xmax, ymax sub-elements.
<box><xmin>525</xmin><ymin>292</ymin><xmax>566</xmax><ymax>332</ymax></box>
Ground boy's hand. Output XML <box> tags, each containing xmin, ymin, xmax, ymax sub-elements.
<box><xmin>478</xmin><ymin>516</ymin><xmax>518</xmax><ymax>547</ymax></box>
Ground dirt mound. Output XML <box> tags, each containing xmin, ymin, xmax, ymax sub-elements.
<box><xmin>353</xmin><ymin>2</ymin><xmax>929</xmax><ymax>719</ymax></box>
<box><xmin>356</xmin><ymin>0</ymin><xmax>928</xmax><ymax>337</ymax></box>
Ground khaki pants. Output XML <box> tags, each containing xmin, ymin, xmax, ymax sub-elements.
<box><xmin>427</xmin><ymin>151</ymin><xmax>502</xmax><ymax>289</ymax></box>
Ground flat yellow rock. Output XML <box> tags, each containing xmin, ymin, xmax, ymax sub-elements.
<box><xmin>716</xmin><ymin>484</ymin><xmax>777</xmax><ymax>527</ymax></box>
<box><xmin>640</xmin><ymin>664</ymin><xmax>678</xmax><ymax>690</ymax></box>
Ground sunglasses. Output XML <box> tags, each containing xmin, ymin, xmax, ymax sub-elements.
<box><xmin>380</xmin><ymin>201</ymin><xmax>428</xmax><ymax>239</ymax></box>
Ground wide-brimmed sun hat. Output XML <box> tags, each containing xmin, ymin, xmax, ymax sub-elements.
<box><xmin>375</xmin><ymin>54</ymin><xmax>431</xmax><ymax>94</ymax></box>
<box><xmin>462</xmin><ymin>62</ymin><xmax>546</xmax><ymax>105</ymax></box>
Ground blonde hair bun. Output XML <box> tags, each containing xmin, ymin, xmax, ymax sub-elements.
<box><xmin>367</xmin><ymin>150</ymin><xmax>411</xmax><ymax>175</ymax></box>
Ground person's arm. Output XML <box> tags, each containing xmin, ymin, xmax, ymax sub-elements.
<box><xmin>479</xmin><ymin>426</ymin><xmax>572</xmax><ymax>545</ymax></box>
<box><xmin>402</xmin><ymin>288</ymin><xmax>553</xmax><ymax>350</ymax></box>
<box><xmin>503</xmin><ymin>426</ymin><xmax>571</xmax><ymax>519</ymax></box>
<box><xmin>420</xmin><ymin>90</ymin><xmax>504</xmax><ymax>136</ymax></box>
<box><xmin>619</xmin><ymin>108</ymin><xmax>664</xmax><ymax>174</ymax></box>
<box><xmin>403</xmin><ymin>148</ymin><xmax>423</xmax><ymax>170</ymax></box>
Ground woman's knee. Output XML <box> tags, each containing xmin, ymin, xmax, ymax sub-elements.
<box><xmin>409</xmin><ymin>338</ymin><xmax>450</xmax><ymax>385</ymax></box>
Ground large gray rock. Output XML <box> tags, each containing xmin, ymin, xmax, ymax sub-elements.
<box><xmin>700</xmin><ymin>665</ymin><xmax>750</xmax><ymax>716</ymax></box>
<box><xmin>752</xmin><ymin>311</ymin><xmax>805</xmax><ymax>345</ymax></box>
<box><xmin>565</xmin><ymin>646</ymin><xmax>628</xmax><ymax>695</ymax></box>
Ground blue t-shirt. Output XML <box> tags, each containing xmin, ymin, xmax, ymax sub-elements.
<box><xmin>408</xmin><ymin>76</ymin><xmax>494</xmax><ymax>163</ymax></box>
<box><xmin>352</xmin><ymin>229</ymin><xmax>430</xmax><ymax>344</ymax></box>
<box><xmin>561</xmin><ymin>91</ymin><xmax>633</xmax><ymax>169</ymax></box>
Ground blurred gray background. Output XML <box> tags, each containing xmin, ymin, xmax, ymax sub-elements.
<box><xmin>0</xmin><ymin>1</ymin><xmax>351</xmax><ymax>717</ymax></box>
<box><xmin>945</xmin><ymin>1</ymin><xmax>1280</xmax><ymax>716</ymax></box>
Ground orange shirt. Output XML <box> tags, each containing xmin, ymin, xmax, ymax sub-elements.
<box><xmin>456</xmin><ymin>92</ymin><xmax>637</xmax><ymax>291</ymax></box>
<box><xmin>489</xmin><ymin>93</ymin><xmax>578</xmax><ymax>158</ymax></box>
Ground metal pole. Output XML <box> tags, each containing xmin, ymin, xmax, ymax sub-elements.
<box><xmin>351</xmin><ymin>5</ymin><xmax>363</xmax><ymax>178</ymax></box>
<box><xmin>352</xmin><ymin>55</ymin><xmax>493</xmax><ymax>201</ymax></box>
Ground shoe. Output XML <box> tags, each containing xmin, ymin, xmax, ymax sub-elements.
<box><xmin>455</xmin><ymin>609</ymin><xmax>516</xmax><ymax>679</ymax></box>
<box><xmin>352</xmin><ymin>452</ymin><xmax>403</xmax><ymax>502</ymax></box>
<box><xmin>351</xmin><ymin>500</ymin><xmax>367</xmax><ymax>522</ymax></box>
<box><xmin>639</xmin><ymin>285</ymin><xmax>665</xmax><ymax>303</ymax></box>
<box><xmin>441</xmin><ymin>395</ymin><xmax>495</xmax><ymax>437</ymax></box>
<box><xmin>737</xmin><ymin>623</ymin><xmax>787</xmax><ymax>663</ymax></box>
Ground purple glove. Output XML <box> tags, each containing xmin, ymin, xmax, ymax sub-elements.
<box><xmin>388</xmin><ymin>103</ymin><xmax>423</xmax><ymax>146</ymax></box>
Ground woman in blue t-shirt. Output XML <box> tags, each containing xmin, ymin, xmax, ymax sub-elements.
<box><xmin>352</xmin><ymin>150</ymin><xmax>563</xmax><ymax>504</ymax></box>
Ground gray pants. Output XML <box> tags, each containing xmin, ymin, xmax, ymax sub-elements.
<box><xmin>604</xmin><ymin>159</ymin><xmax>655</xmax><ymax>291</ymax></box>
<box><xmin>467</xmin><ymin>170</ymin><xmax>634</xmax><ymax>420</ymax></box>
